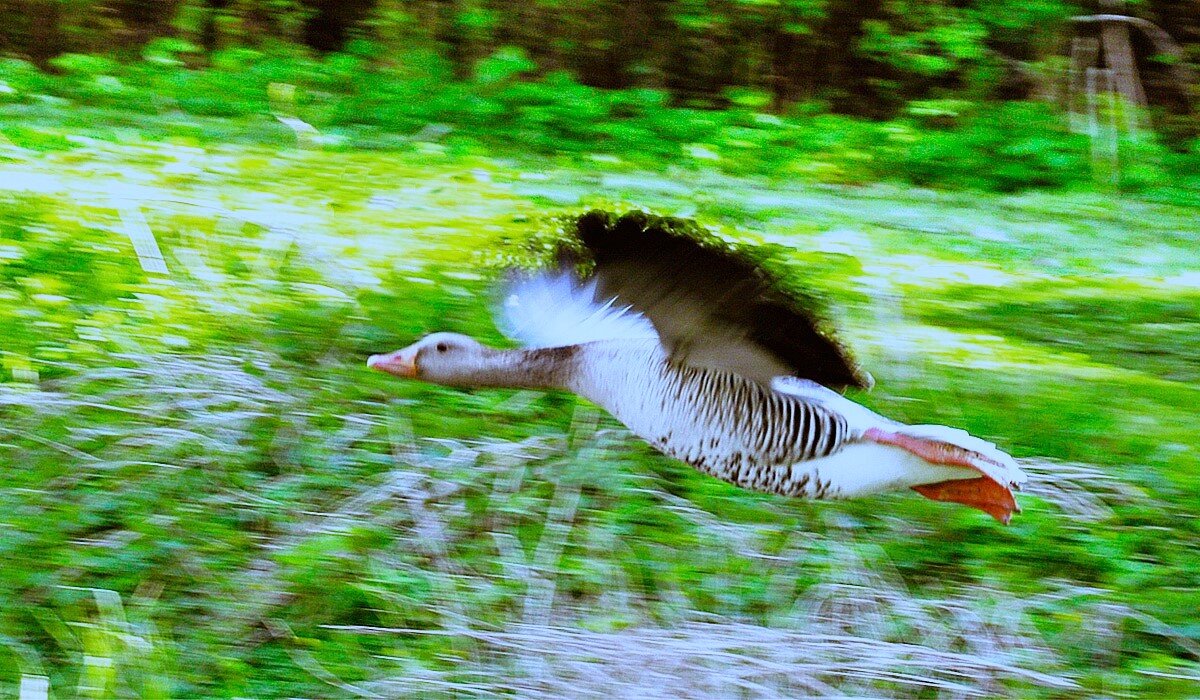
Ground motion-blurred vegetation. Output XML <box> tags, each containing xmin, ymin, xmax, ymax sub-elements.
<box><xmin>2</xmin><ymin>0</ymin><xmax>1199</xmax><ymax>194</ymax></box>
<box><xmin>6</xmin><ymin>0</ymin><xmax>1199</xmax><ymax>119</ymax></box>
<box><xmin>1</xmin><ymin>0</ymin><xmax>1199</xmax><ymax>698</ymax></box>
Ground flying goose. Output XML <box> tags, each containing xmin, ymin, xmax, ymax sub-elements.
<box><xmin>369</xmin><ymin>211</ymin><xmax>1026</xmax><ymax>523</ymax></box>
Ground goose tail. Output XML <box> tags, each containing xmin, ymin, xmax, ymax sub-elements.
<box><xmin>881</xmin><ymin>424</ymin><xmax>1027</xmax><ymax>525</ymax></box>
<box><xmin>891</xmin><ymin>423</ymin><xmax>1027</xmax><ymax>490</ymax></box>
<box><xmin>772</xmin><ymin>377</ymin><xmax>1025</xmax><ymax>524</ymax></box>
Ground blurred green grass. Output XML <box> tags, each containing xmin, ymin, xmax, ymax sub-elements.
<box><xmin>1</xmin><ymin>117</ymin><xmax>1199</xmax><ymax>697</ymax></box>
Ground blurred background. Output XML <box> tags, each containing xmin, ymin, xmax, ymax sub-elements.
<box><xmin>1</xmin><ymin>0</ymin><xmax>1198</xmax><ymax>697</ymax></box>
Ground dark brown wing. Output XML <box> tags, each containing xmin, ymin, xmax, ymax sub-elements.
<box><xmin>569</xmin><ymin>210</ymin><xmax>871</xmax><ymax>391</ymax></box>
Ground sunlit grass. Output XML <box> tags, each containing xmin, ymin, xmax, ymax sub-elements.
<box><xmin>2</xmin><ymin>127</ymin><xmax>1199</xmax><ymax>696</ymax></box>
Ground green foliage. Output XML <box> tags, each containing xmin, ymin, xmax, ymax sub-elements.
<box><xmin>0</xmin><ymin>8</ymin><xmax>1196</xmax><ymax>690</ymax></box>
<box><xmin>4</xmin><ymin>52</ymin><xmax>1196</xmax><ymax>194</ymax></box>
<box><xmin>888</xmin><ymin>102</ymin><xmax>1094</xmax><ymax>191</ymax></box>
<box><xmin>4</xmin><ymin>0</ymin><xmax>1196</xmax><ymax>127</ymax></box>
<box><xmin>860</xmin><ymin>4</ymin><xmax>988</xmax><ymax>78</ymax></box>
<box><xmin>1</xmin><ymin>123</ymin><xmax>1199</xmax><ymax>696</ymax></box>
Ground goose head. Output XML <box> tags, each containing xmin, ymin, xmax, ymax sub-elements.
<box><xmin>368</xmin><ymin>332</ymin><xmax>491</xmax><ymax>386</ymax></box>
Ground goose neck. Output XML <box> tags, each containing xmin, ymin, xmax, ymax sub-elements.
<box><xmin>466</xmin><ymin>346</ymin><xmax>579</xmax><ymax>390</ymax></box>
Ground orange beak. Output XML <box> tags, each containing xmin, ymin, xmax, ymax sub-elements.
<box><xmin>367</xmin><ymin>349</ymin><xmax>418</xmax><ymax>378</ymax></box>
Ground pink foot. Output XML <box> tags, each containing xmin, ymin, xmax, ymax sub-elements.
<box><xmin>864</xmin><ymin>427</ymin><xmax>1019</xmax><ymax>524</ymax></box>
<box><xmin>864</xmin><ymin>427</ymin><xmax>1006</xmax><ymax>471</ymax></box>
<box><xmin>911</xmin><ymin>478</ymin><xmax>1018</xmax><ymax>525</ymax></box>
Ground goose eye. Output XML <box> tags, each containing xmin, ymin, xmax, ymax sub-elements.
<box><xmin>435</xmin><ymin>342</ymin><xmax>448</xmax><ymax>353</ymax></box>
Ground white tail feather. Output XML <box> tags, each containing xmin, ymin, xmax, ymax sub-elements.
<box><xmin>795</xmin><ymin>442</ymin><xmax>978</xmax><ymax>497</ymax></box>
<box><xmin>498</xmin><ymin>270</ymin><xmax>659</xmax><ymax>348</ymax></box>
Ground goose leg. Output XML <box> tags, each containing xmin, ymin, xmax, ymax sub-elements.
<box><xmin>863</xmin><ymin>427</ymin><xmax>1006</xmax><ymax>470</ymax></box>
<box><xmin>862</xmin><ymin>427</ymin><xmax>1019</xmax><ymax>524</ymax></box>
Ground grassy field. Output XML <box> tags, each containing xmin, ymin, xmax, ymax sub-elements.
<box><xmin>1</xmin><ymin>122</ymin><xmax>1199</xmax><ymax>697</ymax></box>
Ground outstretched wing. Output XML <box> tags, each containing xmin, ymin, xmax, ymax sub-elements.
<box><xmin>568</xmin><ymin>210</ymin><xmax>871</xmax><ymax>390</ymax></box>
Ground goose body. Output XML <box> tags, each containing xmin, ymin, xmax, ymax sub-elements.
<box><xmin>370</xmin><ymin>211</ymin><xmax>1026</xmax><ymax>522</ymax></box>
<box><xmin>568</xmin><ymin>339</ymin><xmax>988</xmax><ymax>501</ymax></box>
<box><xmin>569</xmin><ymin>339</ymin><xmax>853</xmax><ymax>495</ymax></box>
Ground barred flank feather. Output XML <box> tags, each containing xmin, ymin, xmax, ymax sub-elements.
<box><xmin>570</xmin><ymin>341</ymin><xmax>856</xmax><ymax>499</ymax></box>
<box><xmin>560</xmin><ymin>340</ymin><xmax>1024</xmax><ymax>503</ymax></box>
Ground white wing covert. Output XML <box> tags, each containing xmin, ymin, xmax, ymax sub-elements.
<box><xmin>498</xmin><ymin>270</ymin><xmax>659</xmax><ymax>348</ymax></box>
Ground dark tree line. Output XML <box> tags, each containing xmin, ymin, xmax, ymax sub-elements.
<box><xmin>2</xmin><ymin>0</ymin><xmax>1196</xmax><ymax>120</ymax></box>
